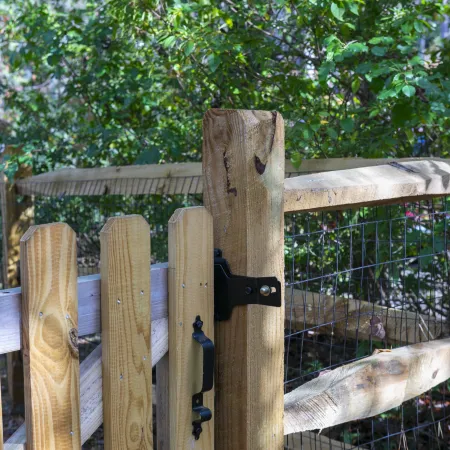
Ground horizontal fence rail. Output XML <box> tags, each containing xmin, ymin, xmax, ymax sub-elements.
<box><xmin>14</xmin><ymin>158</ymin><xmax>448</xmax><ymax>197</ymax></box>
<box><xmin>284</xmin><ymin>338</ymin><xmax>450</xmax><ymax>434</ymax></box>
<box><xmin>0</xmin><ymin>263</ymin><xmax>168</xmax><ymax>355</ymax></box>
<box><xmin>284</xmin><ymin>159</ymin><xmax>450</xmax><ymax>213</ymax></box>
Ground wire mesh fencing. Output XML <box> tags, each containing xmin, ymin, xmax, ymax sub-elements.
<box><xmin>284</xmin><ymin>198</ymin><xmax>450</xmax><ymax>449</ymax></box>
<box><xmin>32</xmin><ymin>185</ymin><xmax>202</xmax><ymax>276</ymax></box>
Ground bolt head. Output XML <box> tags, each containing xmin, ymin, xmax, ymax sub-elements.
<box><xmin>194</xmin><ymin>319</ymin><xmax>203</xmax><ymax>329</ymax></box>
<box><xmin>260</xmin><ymin>285</ymin><xmax>271</xmax><ymax>296</ymax></box>
<box><xmin>245</xmin><ymin>286</ymin><xmax>253</xmax><ymax>295</ymax></box>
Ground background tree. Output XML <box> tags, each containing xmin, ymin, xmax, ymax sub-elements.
<box><xmin>0</xmin><ymin>0</ymin><xmax>449</xmax><ymax>176</ymax></box>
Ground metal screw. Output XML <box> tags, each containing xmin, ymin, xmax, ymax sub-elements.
<box><xmin>120</xmin><ymin>374</ymin><xmax>123</xmax><ymax>380</ymax></box>
<box><xmin>140</xmin><ymin>290</ymin><xmax>144</xmax><ymax>295</ymax></box>
<box><xmin>39</xmin><ymin>312</ymin><xmax>43</xmax><ymax>318</ymax></box>
<box><xmin>70</xmin><ymin>431</ymin><xmax>74</xmax><ymax>436</ymax></box>
<box><xmin>260</xmin><ymin>285</ymin><xmax>271</xmax><ymax>297</ymax></box>
<box><xmin>117</xmin><ymin>299</ymin><xmax>121</xmax><ymax>304</ymax></box>
<box><xmin>143</xmin><ymin>356</ymin><xmax>147</xmax><ymax>361</ymax></box>
<box><xmin>182</xmin><ymin>283</ymin><xmax>185</xmax><ymax>288</ymax></box>
<box><xmin>66</xmin><ymin>314</ymin><xmax>70</xmax><ymax>319</ymax></box>
<box><xmin>245</xmin><ymin>286</ymin><xmax>253</xmax><ymax>295</ymax></box>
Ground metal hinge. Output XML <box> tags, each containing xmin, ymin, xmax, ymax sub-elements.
<box><xmin>214</xmin><ymin>249</ymin><xmax>282</xmax><ymax>321</ymax></box>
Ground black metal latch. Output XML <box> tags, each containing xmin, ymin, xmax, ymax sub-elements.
<box><xmin>192</xmin><ymin>315</ymin><xmax>214</xmax><ymax>440</ymax></box>
<box><xmin>214</xmin><ymin>248</ymin><xmax>282</xmax><ymax>321</ymax></box>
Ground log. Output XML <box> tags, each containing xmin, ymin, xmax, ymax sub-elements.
<box><xmin>14</xmin><ymin>158</ymin><xmax>447</xmax><ymax>197</ymax></box>
<box><xmin>284</xmin><ymin>160</ymin><xmax>450</xmax><ymax>213</ymax></box>
<box><xmin>284</xmin><ymin>337</ymin><xmax>450</xmax><ymax>434</ymax></box>
<box><xmin>15</xmin><ymin>163</ymin><xmax>204</xmax><ymax>196</ymax></box>
<box><xmin>285</xmin><ymin>289</ymin><xmax>447</xmax><ymax>343</ymax></box>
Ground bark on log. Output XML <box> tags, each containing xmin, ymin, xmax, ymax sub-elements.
<box><xmin>285</xmin><ymin>289</ymin><xmax>447</xmax><ymax>344</ymax></box>
<box><xmin>284</xmin><ymin>338</ymin><xmax>450</xmax><ymax>434</ymax></box>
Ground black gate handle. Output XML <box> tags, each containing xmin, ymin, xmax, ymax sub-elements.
<box><xmin>192</xmin><ymin>315</ymin><xmax>214</xmax><ymax>440</ymax></box>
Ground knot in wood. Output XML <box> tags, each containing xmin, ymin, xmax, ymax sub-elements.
<box><xmin>69</xmin><ymin>328</ymin><xmax>79</xmax><ymax>358</ymax></box>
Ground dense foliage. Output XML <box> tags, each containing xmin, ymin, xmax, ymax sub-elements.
<box><xmin>0</xmin><ymin>0</ymin><xmax>449</xmax><ymax>177</ymax></box>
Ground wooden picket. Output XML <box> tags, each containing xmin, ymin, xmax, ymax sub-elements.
<box><xmin>100</xmin><ymin>215</ymin><xmax>153</xmax><ymax>449</ymax></box>
<box><xmin>20</xmin><ymin>223</ymin><xmax>81</xmax><ymax>449</ymax></box>
<box><xmin>168</xmin><ymin>207</ymin><xmax>215</xmax><ymax>449</ymax></box>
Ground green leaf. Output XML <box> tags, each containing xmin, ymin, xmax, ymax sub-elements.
<box><xmin>327</xmin><ymin>127</ymin><xmax>338</xmax><ymax>139</ymax></box>
<box><xmin>134</xmin><ymin>147</ymin><xmax>160</xmax><ymax>164</ymax></box>
<box><xmin>184</xmin><ymin>41</ymin><xmax>195</xmax><ymax>56</ymax></box>
<box><xmin>331</xmin><ymin>3</ymin><xmax>345</xmax><ymax>21</ymax></box>
<box><xmin>414</xmin><ymin>20</ymin><xmax>425</xmax><ymax>33</ymax></box>
<box><xmin>378</xmin><ymin>89</ymin><xmax>396</xmax><ymax>100</ymax></box>
<box><xmin>318</xmin><ymin>61</ymin><xmax>335</xmax><ymax>82</ymax></box>
<box><xmin>162</xmin><ymin>36</ymin><xmax>176</xmax><ymax>48</ymax></box>
<box><xmin>405</xmin><ymin>129</ymin><xmax>415</xmax><ymax>144</ymax></box>
<box><xmin>341</xmin><ymin>118</ymin><xmax>354</xmax><ymax>133</ymax></box>
<box><xmin>371</xmin><ymin>46</ymin><xmax>387</xmax><ymax>56</ymax></box>
<box><xmin>348</xmin><ymin>3</ymin><xmax>359</xmax><ymax>15</ymax></box>
<box><xmin>346</xmin><ymin>42</ymin><xmax>368</xmax><ymax>54</ymax></box>
<box><xmin>402</xmin><ymin>85</ymin><xmax>416</xmax><ymax>98</ymax></box>
<box><xmin>351</xmin><ymin>78</ymin><xmax>360</xmax><ymax>94</ymax></box>
<box><xmin>368</xmin><ymin>37</ymin><xmax>394</xmax><ymax>45</ymax></box>
<box><xmin>207</xmin><ymin>53</ymin><xmax>221</xmax><ymax>73</ymax></box>
<box><xmin>47</xmin><ymin>53</ymin><xmax>61</xmax><ymax>66</ymax></box>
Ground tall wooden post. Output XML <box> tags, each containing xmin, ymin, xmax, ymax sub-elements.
<box><xmin>202</xmin><ymin>109</ymin><xmax>285</xmax><ymax>449</ymax></box>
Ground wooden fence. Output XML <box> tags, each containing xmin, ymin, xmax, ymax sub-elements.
<box><xmin>1</xmin><ymin>109</ymin><xmax>450</xmax><ymax>449</ymax></box>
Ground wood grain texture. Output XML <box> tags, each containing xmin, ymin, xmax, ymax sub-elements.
<box><xmin>100</xmin><ymin>215</ymin><xmax>153</xmax><ymax>449</ymax></box>
<box><xmin>285</xmin><ymin>289</ymin><xmax>448</xmax><ymax>344</ymax></box>
<box><xmin>203</xmin><ymin>109</ymin><xmax>285</xmax><ymax>449</ymax></box>
<box><xmin>0</xmin><ymin>264</ymin><xmax>168</xmax><ymax>355</ymax></box>
<box><xmin>20</xmin><ymin>223</ymin><xmax>80</xmax><ymax>449</ymax></box>
<box><xmin>285</xmin><ymin>157</ymin><xmax>448</xmax><ymax>175</ymax></box>
<box><xmin>16</xmin><ymin>162</ymin><xmax>203</xmax><ymax>196</ymax></box>
<box><xmin>4</xmin><ymin>317</ymin><xmax>168</xmax><ymax>450</ymax></box>
<box><xmin>168</xmin><ymin>207</ymin><xmax>214</xmax><ymax>449</ymax></box>
<box><xmin>284</xmin><ymin>160</ymin><xmax>450</xmax><ymax>213</ymax></box>
<box><xmin>156</xmin><ymin>354</ymin><xmax>170</xmax><ymax>450</ymax></box>
<box><xmin>15</xmin><ymin>158</ymin><xmax>450</xmax><ymax>197</ymax></box>
<box><xmin>284</xmin><ymin>337</ymin><xmax>450</xmax><ymax>434</ymax></box>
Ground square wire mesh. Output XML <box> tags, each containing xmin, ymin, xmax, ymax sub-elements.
<box><xmin>285</xmin><ymin>198</ymin><xmax>450</xmax><ymax>449</ymax></box>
